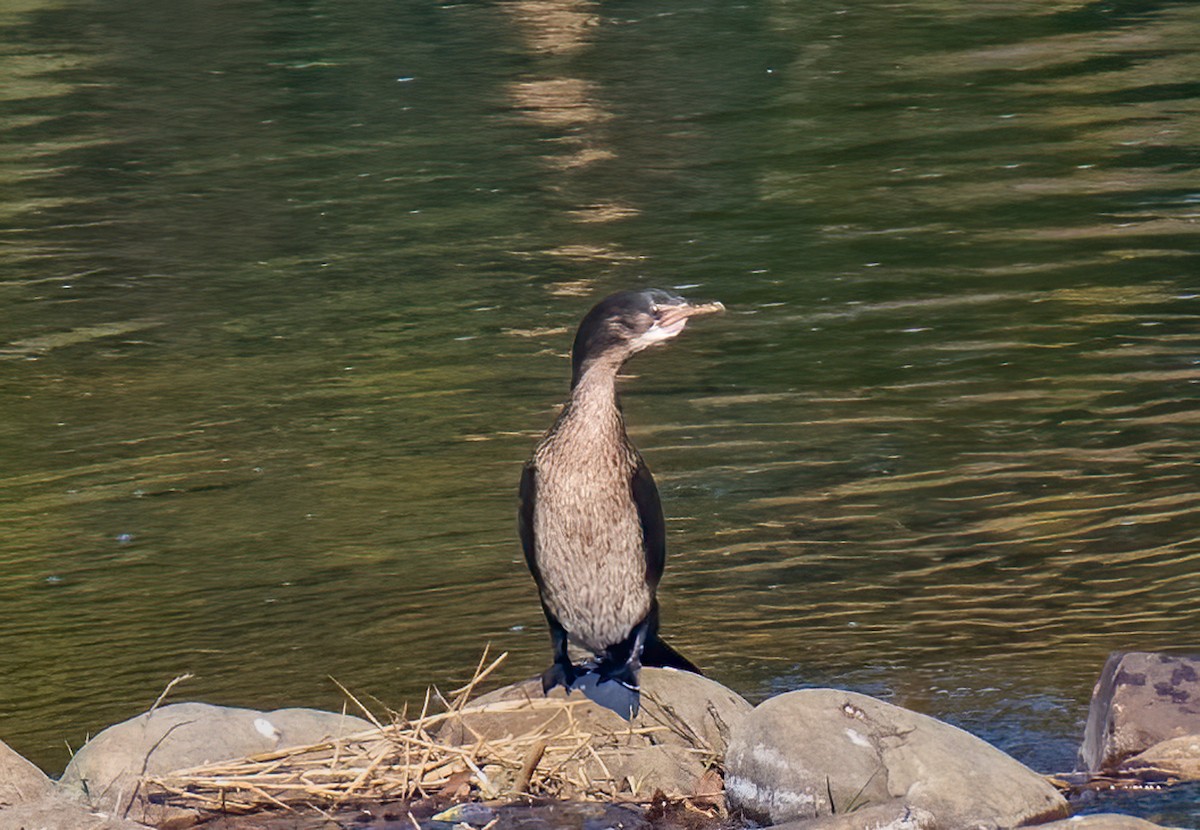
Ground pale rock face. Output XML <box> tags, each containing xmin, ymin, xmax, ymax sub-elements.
<box><xmin>1080</xmin><ymin>651</ymin><xmax>1200</xmax><ymax>774</ymax></box>
<box><xmin>0</xmin><ymin>736</ymin><xmax>157</xmax><ymax>828</ymax></box>
<box><xmin>725</xmin><ymin>688</ymin><xmax>1069</xmax><ymax>828</ymax></box>
<box><xmin>57</xmin><ymin>702</ymin><xmax>372</xmax><ymax>826</ymax></box>
<box><xmin>1035</xmin><ymin>816</ymin><xmax>1176</xmax><ymax>830</ymax></box>
<box><xmin>0</xmin><ymin>738</ymin><xmax>54</xmax><ymax>808</ymax></box>
<box><xmin>1118</xmin><ymin>734</ymin><xmax>1200</xmax><ymax>781</ymax></box>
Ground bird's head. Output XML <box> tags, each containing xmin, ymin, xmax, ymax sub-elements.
<box><xmin>571</xmin><ymin>288</ymin><xmax>724</xmax><ymax>387</ymax></box>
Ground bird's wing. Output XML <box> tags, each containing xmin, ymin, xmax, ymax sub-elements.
<box><xmin>518</xmin><ymin>461</ymin><xmax>543</xmax><ymax>587</ymax></box>
<box><xmin>631</xmin><ymin>458</ymin><xmax>667</xmax><ymax>588</ymax></box>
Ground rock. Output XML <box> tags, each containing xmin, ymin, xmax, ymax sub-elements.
<box><xmin>1079</xmin><ymin>651</ymin><xmax>1200</xmax><ymax>773</ymax></box>
<box><xmin>0</xmin><ymin>738</ymin><xmax>55</xmax><ymax>807</ymax></box>
<box><xmin>724</xmin><ymin>688</ymin><xmax>1068</xmax><ymax>828</ymax></box>
<box><xmin>0</xmin><ymin>797</ymin><xmax>154</xmax><ymax>830</ymax></box>
<box><xmin>1</xmin><ymin>738</ymin><xmax>153</xmax><ymax>828</ymax></box>
<box><xmin>768</xmin><ymin>801</ymin><xmax>936</xmax><ymax>830</ymax></box>
<box><xmin>58</xmin><ymin>702</ymin><xmax>372</xmax><ymax>825</ymax></box>
<box><xmin>1118</xmin><ymin>734</ymin><xmax>1200</xmax><ymax>782</ymax></box>
<box><xmin>440</xmin><ymin>667</ymin><xmax>752</xmax><ymax>799</ymax></box>
<box><xmin>1034</xmin><ymin>815</ymin><xmax>1173</xmax><ymax>829</ymax></box>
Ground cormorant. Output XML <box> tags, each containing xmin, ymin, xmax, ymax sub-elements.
<box><xmin>518</xmin><ymin>288</ymin><xmax>724</xmax><ymax>718</ymax></box>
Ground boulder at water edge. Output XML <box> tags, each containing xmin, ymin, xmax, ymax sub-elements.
<box><xmin>1080</xmin><ymin>651</ymin><xmax>1200</xmax><ymax>774</ymax></box>
<box><xmin>0</xmin><ymin>738</ymin><xmax>151</xmax><ymax>830</ymax></box>
<box><xmin>0</xmin><ymin>799</ymin><xmax>154</xmax><ymax>830</ymax></box>
<box><xmin>58</xmin><ymin>702</ymin><xmax>372</xmax><ymax>826</ymax></box>
<box><xmin>440</xmin><ymin>667</ymin><xmax>752</xmax><ymax>800</ymax></box>
<box><xmin>724</xmin><ymin>688</ymin><xmax>1069</xmax><ymax>828</ymax></box>
<box><xmin>0</xmin><ymin>738</ymin><xmax>54</xmax><ymax>808</ymax></box>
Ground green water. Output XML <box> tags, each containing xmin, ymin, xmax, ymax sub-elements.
<box><xmin>2</xmin><ymin>0</ymin><xmax>1198</xmax><ymax>821</ymax></box>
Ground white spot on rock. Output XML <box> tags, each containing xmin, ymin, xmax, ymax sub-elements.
<box><xmin>846</xmin><ymin>727</ymin><xmax>873</xmax><ymax>748</ymax></box>
<box><xmin>751</xmin><ymin>742</ymin><xmax>798</xmax><ymax>771</ymax></box>
<box><xmin>725</xmin><ymin>775</ymin><xmax>816</xmax><ymax>815</ymax></box>
<box><xmin>254</xmin><ymin>717</ymin><xmax>281</xmax><ymax>742</ymax></box>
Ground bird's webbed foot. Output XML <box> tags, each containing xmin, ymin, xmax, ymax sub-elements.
<box><xmin>541</xmin><ymin>655</ymin><xmax>579</xmax><ymax>694</ymax></box>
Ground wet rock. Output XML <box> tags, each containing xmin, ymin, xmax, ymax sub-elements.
<box><xmin>724</xmin><ymin>688</ymin><xmax>1068</xmax><ymax>828</ymax></box>
<box><xmin>0</xmin><ymin>738</ymin><xmax>54</xmax><ymax>807</ymax></box>
<box><xmin>1118</xmin><ymin>734</ymin><xmax>1200</xmax><ymax>782</ymax></box>
<box><xmin>58</xmin><ymin>702</ymin><xmax>372</xmax><ymax>826</ymax></box>
<box><xmin>1035</xmin><ymin>815</ymin><xmax>1173</xmax><ymax>829</ymax></box>
<box><xmin>440</xmin><ymin>668</ymin><xmax>751</xmax><ymax>800</ymax></box>
<box><xmin>1079</xmin><ymin>651</ymin><xmax>1200</xmax><ymax>773</ymax></box>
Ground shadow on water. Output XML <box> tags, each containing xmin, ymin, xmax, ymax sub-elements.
<box><xmin>1</xmin><ymin>0</ymin><xmax>1198</xmax><ymax>820</ymax></box>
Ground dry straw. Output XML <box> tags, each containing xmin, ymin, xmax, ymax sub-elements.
<box><xmin>144</xmin><ymin>648</ymin><xmax>716</xmax><ymax>815</ymax></box>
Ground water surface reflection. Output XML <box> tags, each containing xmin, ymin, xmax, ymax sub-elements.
<box><xmin>0</xmin><ymin>4</ymin><xmax>1197</xmax><ymax>824</ymax></box>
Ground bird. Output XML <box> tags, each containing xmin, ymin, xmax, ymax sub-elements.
<box><xmin>518</xmin><ymin>288</ymin><xmax>724</xmax><ymax>718</ymax></box>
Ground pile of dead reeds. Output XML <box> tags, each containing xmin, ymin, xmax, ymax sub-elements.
<box><xmin>143</xmin><ymin>649</ymin><xmax>705</xmax><ymax>815</ymax></box>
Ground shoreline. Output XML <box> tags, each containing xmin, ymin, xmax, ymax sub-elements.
<box><xmin>2</xmin><ymin>652</ymin><xmax>1197</xmax><ymax>830</ymax></box>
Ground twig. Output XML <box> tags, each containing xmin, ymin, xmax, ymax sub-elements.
<box><xmin>149</xmin><ymin>674</ymin><xmax>195</xmax><ymax>714</ymax></box>
<box><xmin>516</xmin><ymin>739</ymin><xmax>548</xmax><ymax>794</ymax></box>
<box><xmin>449</xmin><ymin>647</ymin><xmax>509</xmax><ymax>704</ymax></box>
<box><xmin>329</xmin><ymin>677</ymin><xmax>386</xmax><ymax>730</ymax></box>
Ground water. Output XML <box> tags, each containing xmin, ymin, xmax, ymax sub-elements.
<box><xmin>1</xmin><ymin>0</ymin><xmax>1198</xmax><ymax>822</ymax></box>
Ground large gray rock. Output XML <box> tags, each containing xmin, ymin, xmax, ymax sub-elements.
<box><xmin>0</xmin><ymin>738</ymin><xmax>54</xmax><ymax>807</ymax></box>
<box><xmin>58</xmin><ymin>702</ymin><xmax>372</xmax><ymax>825</ymax></box>
<box><xmin>725</xmin><ymin>689</ymin><xmax>1068</xmax><ymax>828</ymax></box>
<box><xmin>1080</xmin><ymin>651</ymin><xmax>1200</xmax><ymax>773</ymax></box>
<box><xmin>441</xmin><ymin>667</ymin><xmax>751</xmax><ymax>800</ymax></box>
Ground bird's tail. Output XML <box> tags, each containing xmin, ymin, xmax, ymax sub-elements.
<box><xmin>640</xmin><ymin>635</ymin><xmax>703</xmax><ymax>675</ymax></box>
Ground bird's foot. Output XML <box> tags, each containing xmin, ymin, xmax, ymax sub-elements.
<box><xmin>541</xmin><ymin>659</ymin><xmax>642</xmax><ymax>719</ymax></box>
<box><xmin>540</xmin><ymin>660</ymin><xmax>578</xmax><ymax>694</ymax></box>
<box><xmin>578</xmin><ymin>661</ymin><xmax>641</xmax><ymax>719</ymax></box>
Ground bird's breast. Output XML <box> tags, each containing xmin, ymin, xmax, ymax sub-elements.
<box><xmin>531</xmin><ymin>457</ymin><xmax>653</xmax><ymax>654</ymax></box>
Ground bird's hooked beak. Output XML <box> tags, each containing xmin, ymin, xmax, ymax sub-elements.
<box><xmin>645</xmin><ymin>297</ymin><xmax>725</xmax><ymax>343</ymax></box>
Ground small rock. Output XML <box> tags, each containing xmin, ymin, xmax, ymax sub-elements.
<box><xmin>767</xmin><ymin>801</ymin><xmax>936</xmax><ymax>830</ymax></box>
<box><xmin>0</xmin><ymin>738</ymin><xmax>55</xmax><ymax>807</ymax></box>
<box><xmin>1079</xmin><ymin>651</ymin><xmax>1200</xmax><ymax>773</ymax></box>
<box><xmin>1035</xmin><ymin>815</ymin><xmax>1173</xmax><ymax>829</ymax></box>
<box><xmin>724</xmin><ymin>688</ymin><xmax>1068</xmax><ymax>828</ymax></box>
<box><xmin>58</xmin><ymin>702</ymin><xmax>372</xmax><ymax>826</ymax></box>
<box><xmin>1118</xmin><ymin>734</ymin><xmax>1200</xmax><ymax>782</ymax></box>
<box><xmin>432</xmin><ymin>802</ymin><xmax>497</xmax><ymax>826</ymax></box>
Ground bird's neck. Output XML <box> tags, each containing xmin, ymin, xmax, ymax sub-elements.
<box><xmin>559</xmin><ymin>363</ymin><xmax>626</xmax><ymax>442</ymax></box>
<box><xmin>571</xmin><ymin>347</ymin><xmax>629</xmax><ymax>391</ymax></box>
